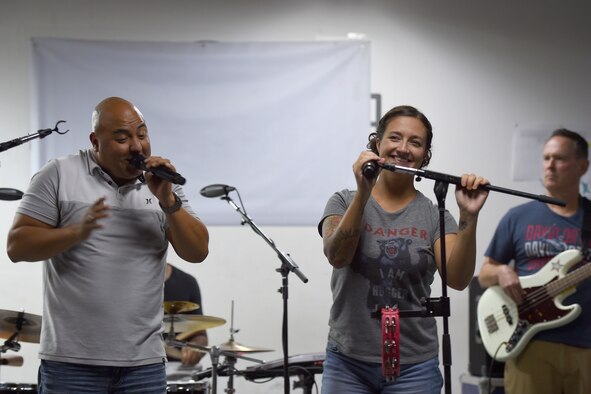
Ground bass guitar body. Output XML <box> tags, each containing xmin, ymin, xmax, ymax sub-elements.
<box><xmin>477</xmin><ymin>249</ymin><xmax>586</xmax><ymax>361</ymax></box>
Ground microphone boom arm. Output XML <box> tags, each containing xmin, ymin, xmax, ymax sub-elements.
<box><xmin>221</xmin><ymin>196</ymin><xmax>308</xmax><ymax>283</ymax></box>
<box><xmin>0</xmin><ymin>121</ymin><xmax>68</xmax><ymax>153</ymax></box>
<box><xmin>379</xmin><ymin>163</ymin><xmax>566</xmax><ymax>207</ymax></box>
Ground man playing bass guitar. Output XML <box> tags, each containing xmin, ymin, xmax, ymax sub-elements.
<box><xmin>478</xmin><ymin>128</ymin><xmax>591</xmax><ymax>394</ymax></box>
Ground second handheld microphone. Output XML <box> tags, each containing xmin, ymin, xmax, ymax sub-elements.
<box><xmin>130</xmin><ymin>154</ymin><xmax>186</xmax><ymax>185</ymax></box>
<box><xmin>362</xmin><ymin>161</ymin><xmax>379</xmax><ymax>179</ymax></box>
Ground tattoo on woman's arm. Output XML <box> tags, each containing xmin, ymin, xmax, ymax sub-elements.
<box><xmin>334</xmin><ymin>228</ymin><xmax>360</xmax><ymax>244</ymax></box>
<box><xmin>324</xmin><ymin>216</ymin><xmax>359</xmax><ymax>251</ymax></box>
<box><xmin>458</xmin><ymin>219</ymin><xmax>469</xmax><ymax>231</ymax></box>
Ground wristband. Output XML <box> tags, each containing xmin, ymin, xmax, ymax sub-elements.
<box><xmin>160</xmin><ymin>192</ymin><xmax>182</xmax><ymax>214</ymax></box>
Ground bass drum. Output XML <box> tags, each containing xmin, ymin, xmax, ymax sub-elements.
<box><xmin>0</xmin><ymin>383</ymin><xmax>38</xmax><ymax>393</ymax></box>
<box><xmin>166</xmin><ymin>381</ymin><xmax>209</xmax><ymax>393</ymax></box>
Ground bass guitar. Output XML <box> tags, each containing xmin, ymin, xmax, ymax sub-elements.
<box><xmin>477</xmin><ymin>249</ymin><xmax>591</xmax><ymax>361</ymax></box>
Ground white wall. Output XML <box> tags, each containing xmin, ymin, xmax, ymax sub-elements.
<box><xmin>1</xmin><ymin>0</ymin><xmax>591</xmax><ymax>392</ymax></box>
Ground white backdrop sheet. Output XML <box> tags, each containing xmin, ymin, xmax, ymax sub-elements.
<box><xmin>31</xmin><ymin>38</ymin><xmax>370</xmax><ymax>225</ymax></box>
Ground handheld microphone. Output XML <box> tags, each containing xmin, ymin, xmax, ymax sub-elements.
<box><xmin>200</xmin><ymin>184</ymin><xmax>236</xmax><ymax>198</ymax></box>
<box><xmin>362</xmin><ymin>161</ymin><xmax>379</xmax><ymax>179</ymax></box>
<box><xmin>0</xmin><ymin>355</ymin><xmax>24</xmax><ymax>367</ymax></box>
<box><xmin>130</xmin><ymin>154</ymin><xmax>186</xmax><ymax>185</ymax></box>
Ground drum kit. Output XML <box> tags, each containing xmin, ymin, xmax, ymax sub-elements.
<box><xmin>164</xmin><ymin>300</ymin><xmax>275</xmax><ymax>394</ymax></box>
<box><xmin>0</xmin><ymin>304</ymin><xmax>324</xmax><ymax>394</ymax></box>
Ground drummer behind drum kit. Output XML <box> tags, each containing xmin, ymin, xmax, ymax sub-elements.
<box><xmin>164</xmin><ymin>301</ymin><xmax>325</xmax><ymax>394</ymax></box>
<box><xmin>0</xmin><ymin>303</ymin><xmax>324</xmax><ymax>394</ymax></box>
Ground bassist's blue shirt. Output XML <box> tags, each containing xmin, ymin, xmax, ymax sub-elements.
<box><xmin>485</xmin><ymin>199</ymin><xmax>591</xmax><ymax>348</ymax></box>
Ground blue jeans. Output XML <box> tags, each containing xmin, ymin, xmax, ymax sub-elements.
<box><xmin>322</xmin><ymin>341</ymin><xmax>443</xmax><ymax>394</ymax></box>
<box><xmin>38</xmin><ymin>360</ymin><xmax>167</xmax><ymax>393</ymax></box>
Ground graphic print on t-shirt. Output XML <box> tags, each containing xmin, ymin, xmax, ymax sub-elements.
<box><xmin>353</xmin><ymin>235</ymin><xmax>430</xmax><ymax>310</ymax></box>
<box><xmin>523</xmin><ymin>223</ymin><xmax>581</xmax><ymax>271</ymax></box>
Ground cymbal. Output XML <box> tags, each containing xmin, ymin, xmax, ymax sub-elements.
<box><xmin>217</xmin><ymin>340</ymin><xmax>273</xmax><ymax>353</ymax></box>
<box><xmin>163</xmin><ymin>301</ymin><xmax>200</xmax><ymax>314</ymax></box>
<box><xmin>0</xmin><ymin>309</ymin><xmax>42</xmax><ymax>343</ymax></box>
<box><xmin>164</xmin><ymin>315</ymin><xmax>225</xmax><ymax>337</ymax></box>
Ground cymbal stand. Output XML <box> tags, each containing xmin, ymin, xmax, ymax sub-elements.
<box><xmin>1</xmin><ymin>310</ymin><xmax>25</xmax><ymax>354</ymax></box>
<box><xmin>165</xmin><ymin>316</ymin><xmax>218</xmax><ymax>391</ymax></box>
<box><xmin>164</xmin><ymin>312</ymin><xmax>214</xmax><ymax>356</ymax></box>
<box><xmin>0</xmin><ymin>312</ymin><xmax>24</xmax><ymax>382</ymax></box>
<box><xmin>221</xmin><ymin>353</ymin><xmax>238</xmax><ymax>394</ymax></box>
<box><xmin>0</xmin><ymin>332</ymin><xmax>21</xmax><ymax>353</ymax></box>
<box><xmin>224</xmin><ymin>300</ymin><xmax>240</xmax><ymax>354</ymax></box>
<box><xmin>1</xmin><ymin>333</ymin><xmax>21</xmax><ymax>381</ymax></box>
<box><xmin>221</xmin><ymin>300</ymin><xmax>240</xmax><ymax>394</ymax></box>
<box><xmin>166</xmin><ymin>338</ymin><xmax>264</xmax><ymax>394</ymax></box>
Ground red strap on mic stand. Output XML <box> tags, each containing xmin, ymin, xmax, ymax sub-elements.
<box><xmin>381</xmin><ymin>306</ymin><xmax>400</xmax><ymax>379</ymax></box>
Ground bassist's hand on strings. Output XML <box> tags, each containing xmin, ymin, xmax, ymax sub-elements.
<box><xmin>497</xmin><ymin>264</ymin><xmax>524</xmax><ymax>305</ymax></box>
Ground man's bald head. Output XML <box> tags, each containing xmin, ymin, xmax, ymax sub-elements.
<box><xmin>91</xmin><ymin>97</ymin><xmax>145</xmax><ymax>133</ymax></box>
<box><xmin>88</xmin><ymin>97</ymin><xmax>150</xmax><ymax>186</ymax></box>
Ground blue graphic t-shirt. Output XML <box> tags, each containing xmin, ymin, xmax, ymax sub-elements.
<box><xmin>319</xmin><ymin>189</ymin><xmax>458</xmax><ymax>364</ymax></box>
<box><xmin>485</xmin><ymin>199</ymin><xmax>591</xmax><ymax>347</ymax></box>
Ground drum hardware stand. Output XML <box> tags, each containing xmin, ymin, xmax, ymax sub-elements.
<box><xmin>220</xmin><ymin>352</ymin><xmax>238</xmax><ymax>394</ymax></box>
<box><xmin>0</xmin><ymin>311</ymin><xmax>24</xmax><ymax>382</ymax></box>
<box><xmin>216</xmin><ymin>190</ymin><xmax>309</xmax><ymax>394</ymax></box>
<box><xmin>167</xmin><ymin>336</ymin><xmax>264</xmax><ymax>394</ymax></box>
<box><xmin>220</xmin><ymin>300</ymin><xmax>240</xmax><ymax>394</ymax></box>
<box><xmin>1</xmin><ymin>332</ymin><xmax>21</xmax><ymax>353</ymax></box>
<box><xmin>0</xmin><ymin>335</ymin><xmax>21</xmax><ymax>382</ymax></box>
<box><xmin>292</xmin><ymin>372</ymin><xmax>316</xmax><ymax>394</ymax></box>
<box><xmin>376</xmin><ymin>163</ymin><xmax>565</xmax><ymax>394</ymax></box>
<box><xmin>1</xmin><ymin>310</ymin><xmax>26</xmax><ymax>354</ymax></box>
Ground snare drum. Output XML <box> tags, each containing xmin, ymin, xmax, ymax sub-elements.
<box><xmin>0</xmin><ymin>383</ymin><xmax>38</xmax><ymax>393</ymax></box>
<box><xmin>166</xmin><ymin>381</ymin><xmax>209</xmax><ymax>393</ymax></box>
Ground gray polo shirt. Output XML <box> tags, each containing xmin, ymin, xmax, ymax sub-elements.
<box><xmin>17</xmin><ymin>149</ymin><xmax>197</xmax><ymax>366</ymax></box>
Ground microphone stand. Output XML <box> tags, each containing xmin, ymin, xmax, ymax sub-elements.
<box><xmin>0</xmin><ymin>121</ymin><xmax>68</xmax><ymax>198</ymax></box>
<box><xmin>0</xmin><ymin>120</ymin><xmax>69</xmax><ymax>153</ymax></box>
<box><xmin>221</xmin><ymin>193</ymin><xmax>309</xmax><ymax>394</ymax></box>
<box><xmin>377</xmin><ymin>163</ymin><xmax>565</xmax><ymax>394</ymax></box>
<box><xmin>379</xmin><ymin>163</ymin><xmax>565</xmax><ymax>207</ymax></box>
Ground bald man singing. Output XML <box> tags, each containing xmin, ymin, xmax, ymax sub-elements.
<box><xmin>7</xmin><ymin>97</ymin><xmax>209</xmax><ymax>393</ymax></box>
